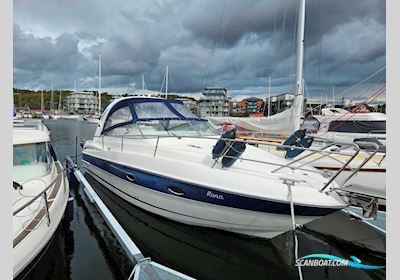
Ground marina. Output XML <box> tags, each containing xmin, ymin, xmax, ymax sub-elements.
<box><xmin>12</xmin><ymin>118</ymin><xmax>385</xmax><ymax>280</ymax></box>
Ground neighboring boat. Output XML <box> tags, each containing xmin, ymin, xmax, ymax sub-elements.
<box><xmin>22</xmin><ymin>113</ymin><xmax>33</xmax><ymax>119</ymax></box>
<box><xmin>311</xmin><ymin>107</ymin><xmax>386</xmax><ymax>145</ymax></box>
<box><xmin>86</xmin><ymin>118</ymin><xmax>100</xmax><ymax>124</ymax></box>
<box><xmin>13</xmin><ymin>119</ymin><xmax>70</xmax><ymax>278</ymax></box>
<box><xmin>50</xmin><ymin>114</ymin><xmax>60</xmax><ymax>120</ymax></box>
<box><xmin>13</xmin><ymin>107</ymin><xmax>22</xmax><ymax>120</ymax></box>
<box><xmin>60</xmin><ymin>114</ymin><xmax>82</xmax><ymax>120</ymax></box>
<box><xmin>85</xmin><ymin>115</ymin><xmax>100</xmax><ymax>124</ymax></box>
<box><xmin>262</xmin><ymin>138</ymin><xmax>386</xmax><ymax>210</ymax></box>
<box><xmin>81</xmin><ymin>97</ymin><xmax>382</xmax><ymax>239</ymax></box>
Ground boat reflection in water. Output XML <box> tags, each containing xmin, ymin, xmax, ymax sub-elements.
<box><xmin>85</xmin><ymin>173</ymin><xmax>385</xmax><ymax>280</ymax></box>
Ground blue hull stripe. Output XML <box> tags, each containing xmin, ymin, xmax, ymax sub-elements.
<box><xmin>82</xmin><ymin>154</ymin><xmax>339</xmax><ymax>216</ymax></box>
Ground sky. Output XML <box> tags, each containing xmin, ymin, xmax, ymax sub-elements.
<box><xmin>13</xmin><ymin>0</ymin><xmax>386</xmax><ymax>101</ymax></box>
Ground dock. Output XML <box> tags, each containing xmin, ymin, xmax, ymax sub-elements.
<box><xmin>66</xmin><ymin>157</ymin><xmax>196</xmax><ymax>280</ymax></box>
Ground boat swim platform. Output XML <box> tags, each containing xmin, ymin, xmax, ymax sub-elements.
<box><xmin>65</xmin><ymin>157</ymin><xmax>195</xmax><ymax>280</ymax></box>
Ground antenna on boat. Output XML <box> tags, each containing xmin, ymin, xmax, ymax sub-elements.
<box><xmin>332</xmin><ymin>86</ymin><xmax>335</xmax><ymax>107</ymax></box>
<box><xmin>98</xmin><ymin>52</ymin><xmax>102</xmax><ymax>114</ymax></box>
<box><xmin>165</xmin><ymin>65</ymin><xmax>169</xmax><ymax>99</ymax></box>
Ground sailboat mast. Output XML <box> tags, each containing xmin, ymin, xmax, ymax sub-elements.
<box><xmin>98</xmin><ymin>52</ymin><xmax>102</xmax><ymax>114</ymax></box>
<box><xmin>165</xmin><ymin>65</ymin><xmax>169</xmax><ymax>99</ymax></box>
<box><xmin>295</xmin><ymin>0</ymin><xmax>305</xmax><ymax>97</ymax></box>
<box><xmin>142</xmin><ymin>74</ymin><xmax>145</xmax><ymax>90</ymax></box>
<box><xmin>50</xmin><ymin>85</ymin><xmax>54</xmax><ymax>113</ymax></box>
<box><xmin>268</xmin><ymin>75</ymin><xmax>271</xmax><ymax>117</ymax></box>
<box><xmin>59</xmin><ymin>90</ymin><xmax>62</xmax><ymax>111</ymax></box>
<box><xmin>41</xmin><ymin>90</ymin><xmax>44</xmax><ymax>113</ymax></box>
<box><xmin>332</xmin><ymin>86</ymin><xmax>335</xmax><ymax>107</ymax></box>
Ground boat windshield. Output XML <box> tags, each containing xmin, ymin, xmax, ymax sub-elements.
<box><xmin>103</xmin><ymin>99</ymin><xmax>220</xmax><ymax>137</ymax></box>
<box><xmin>105</xmin><ymin>119</ymin><xmax>219</xmax><ymax>137</ymax></box>
<box><xmin>13</xmin><ymin>142</ymin><xmax>52</xmax><ymax>182</ymax></box>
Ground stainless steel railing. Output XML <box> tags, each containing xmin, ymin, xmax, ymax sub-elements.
<box><xmin>13</xmin><ymin>165</ymin><xmax>63</xmax><ymax>227</ymax></box>
<box><xmin>89</xmin><ymin>133</ymin><xmax>379</xmax><ymax>192</ymax></box>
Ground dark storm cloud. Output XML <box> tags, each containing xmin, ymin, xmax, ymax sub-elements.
<box><xmin>13</xmin><ymin>0</ymin><xmax>385</xmax><ymax>98</ymax></box>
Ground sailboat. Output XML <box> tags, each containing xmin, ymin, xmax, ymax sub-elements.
<box><xmin>206</xmin><ymin>7</ymin><xmax>386</xmax><ymax>210</ymax></box>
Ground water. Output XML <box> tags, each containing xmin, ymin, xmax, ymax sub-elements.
<box><xmin>22</xmin><ymin>119</ymin><xmax>385</xmax><ymax>280</ymax></box>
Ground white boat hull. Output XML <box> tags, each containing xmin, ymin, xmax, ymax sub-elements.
<box><xmin>84</xmin><ymin>160</ymin><xmax>330</xmax><ymax>239</ymax></box>
<box><xmin>13</xmin><ymin>163</ymin><xmax>70</xmax><ymax>278</ymax></box>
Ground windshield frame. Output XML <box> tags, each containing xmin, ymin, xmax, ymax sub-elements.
<box><xmin>101</xmin><ymin>98</ymin><xmax>209</xmax><ymax>136</ymax></box>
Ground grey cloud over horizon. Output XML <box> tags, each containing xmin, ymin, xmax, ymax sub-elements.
<box><xmin>13</xmin><ymin>0</ymin><xmax>386</xmax><ymax>99</ymax></box>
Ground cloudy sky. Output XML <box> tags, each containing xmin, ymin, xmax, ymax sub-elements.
<box><xmin>13</xmin><ymin>0</ymin><xmax>386</xmax><ymax>100</ymax></box>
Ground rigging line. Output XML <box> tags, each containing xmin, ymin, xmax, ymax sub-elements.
<box><xmin>273</xmin><ymin>12</ymin><xmax>277</xmax><ymax>40</ymax></box>
<box><xmin>160</xmin><ymin>71</ymin><xmax>166</xmax><ymax>93</ymax></box>
<box><xmin>201</xmin><ymin>0</ymin><xmax>228</xmax><ymax>90</ymax></box>
<box><xmin>361</xmin><ymin>84</ymin><xmax>386</xmax><ymax>104</ymax></box>
<box><xmin>170</xmin><ymin>72</ymin><xmax>176</xmax><ymax>94</ymax></box>
<box><xmin>303</xmin><ymin>80</ymin><xmax>314</xmax><ymax>115</ymax></box>
<box><xmin>316</xmin><ymin>85</ymin><xmax>385</xmax><ymax>137</ymax></box>
<box><xmin>334</xmin><ymin>66</ymin><xmax>386</xmax><ymax>99</ymax></box>
<box><xmin>208</xmin><ymin>11</ymin><xmax>231</xmax><ymax>86</ymax></box>
<box><xmin>318</xmin><ymin>0</ymin><xmax>323</xmax><ymax>98</ymax></box>
<box><xmin>351</xmin><ymin>79</ymin><xmax>381</xmax><ymax>101</ymax></box>
<box><xmin>280</xmin><ymin>0</ymin><xmax>289</xmax><ymax>50</ymax></box>
<box><xmin>323</xmin><ymin>84</ymin><xmax>385</xmax><ymax>124</ymax></box>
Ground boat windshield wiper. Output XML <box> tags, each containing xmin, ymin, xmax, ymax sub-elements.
<box><xmin>13</xmin><ymin>181</ymin><xmax>23</xmax><ymax>190</ymax></box>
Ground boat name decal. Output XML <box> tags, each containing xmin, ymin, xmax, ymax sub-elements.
<box><xmin>206</xmin><ymin>190</ymin><xmax>224</xmax><ymax>200</ymax></box>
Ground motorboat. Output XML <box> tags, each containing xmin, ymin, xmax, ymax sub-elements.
<box><xmin>263</xmin><ymin>138</ymin><xmax>386</xmax><ymax>210</ymax></box>
<box><xmin>13</xmin><ymin>119</ymin><xmax>70</xmax><ymax>278</ymax></box>
<box><xmin>60</xmin><ymin>114</ymin><xmax>82</xmax><ymax>120</ymax></box>
<box><xmin>311</xmin><ymin>107</ymin><xmax>386</xmax><ymax>145</ymax></box>
<box><xmin>85</xmin><ymin>115</ymin><xmax>100</xmax><ymax>124</ymax></box>
<box><xmin>81</xmin><ymin>97</ymin><xmax>382</xmax><ymax>239</ymax></box>
<box><xmin>50</xmin><ymin>114</ymin><xmax>60</xmax><ymax>120</ymax></box>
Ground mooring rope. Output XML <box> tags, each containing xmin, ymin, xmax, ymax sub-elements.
<box><xmin>287</xmin><ymin>181</ymin><xmax>304</xmax><ymax>280</ymax></box>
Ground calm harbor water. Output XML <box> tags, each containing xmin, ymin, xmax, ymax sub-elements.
<box><xmin>22</xmin><ymin>119</ymin><xmax>385</xmax><ymax>280</ymax></box>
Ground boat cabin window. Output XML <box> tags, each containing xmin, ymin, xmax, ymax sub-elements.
<box><xmin>104</xmin><ymin>106</ymin><xmax>132</xmax><ymax>130</ymax></box>
<box><xmin>328</xmin><ymin>120</ymin><xmax>386</xmax><ymax>133</ymax></box>
<box><xmin>13</xmin><ymin>142</ymin><xmax>52</xmax><ymax>182</ymax></box>
<box><xmin>170</xmin><ymin>103</ymin><xmax>198</xmax><ymax>119</ymax></box>
<box><xmin>133</xmin><ymin>102</ymin><xmax>177</xmax><ymax>119</ymax></box>
<box><xmin>164</xmin><ymin>120</ymin><xmax>218</xmax><ymax>136</ymax></box>
<box><xmin>105</xmin><ymin>119</ymin><xmax>218</xmax><ymax>137</ymax></box>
